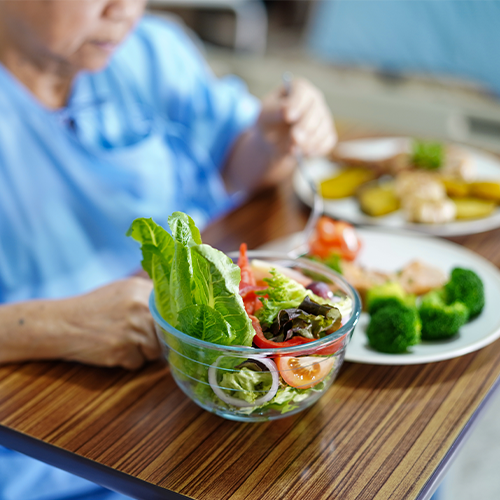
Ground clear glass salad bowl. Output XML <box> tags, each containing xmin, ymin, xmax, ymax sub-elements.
<box><xmin>149</xmin><ymin>251</ymin><xmax>361</xmax><ymax>422</ymax></box>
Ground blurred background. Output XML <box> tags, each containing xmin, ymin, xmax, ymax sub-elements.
<box><xmin>146</xmin><ymin>1</ymin><xmax>500</xmax><ymax>498</ymax></box>
<box><xmin>149</xmin><ymin>0</ymin><xmax>500</xmax><ymax>152</ymax></box>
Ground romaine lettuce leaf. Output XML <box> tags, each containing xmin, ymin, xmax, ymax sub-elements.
<box><xmin>126</xmin><ymin>217</ymin><xmax>177</xmax><ymax>325</ymax></box>
<box><xmin>192</xmin><ymin>244</ymin><xmax>254</xmax><ymax>346</ymax></box>
<box><xmin>168</xmin><ymin>211</ymin><xmax>202</xmax><ymax>247</ymax></box>
<box><xmin>128</xmin><ymin>212</ymin><xmax>254</xmax><ymax>346</ymax></box>
<box><xmin>168</xmin><ymin>212</ymin><xmax>200</xmax><ymax>313</ymax></box>
<box><xmin>177</xmin><ymin>304</ymin><xmax>235</xmax><ymax>345</ymax></box>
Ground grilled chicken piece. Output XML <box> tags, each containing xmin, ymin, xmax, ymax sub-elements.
<box><xmin>340</xmin><ymin>261</ymin><xmax>395</xmax><ymax>305</ymax></box>
<box><xmin>403</xmin><ymin>197</ymin><xmax>456</xmax><ymax>224</ymax></box>
<box><xmin>397</xmin><ymin>260</ymin><xmax>447</xmax><ymax>295</ymax></box>
<box><xmin>330</xmin><ymin>151</ymin><xmax>411</xmax><ymax>177</ymax></box>
<box><xmin>395</xmin><ymin>171</ymin><xmax>456</xmax><ymax>223</ymax></box>
<box><xmin>396</xmin><ymin>171</ymin><xmax>445</xmax><ymax>201</ymax></box>
<box><xmin>341</xmin><ymin>259</ymin><xmax>447</xmax><ymax>306</ymax></box>
<box><xmin>441</xmin><ymin>145</ymin><xmax>476</xmax><ymax>181</ymax></box>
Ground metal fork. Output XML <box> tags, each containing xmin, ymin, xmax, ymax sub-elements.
<box><xmin>282</xmin><ymin>72</ymin><xmax>324</xmax><ymax>257</ymax></box>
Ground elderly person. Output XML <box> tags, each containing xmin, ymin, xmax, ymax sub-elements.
<box><xmin>0</xmin><ymin>0</ymin><xmax>336</xmax><ymax>498</ymax></box>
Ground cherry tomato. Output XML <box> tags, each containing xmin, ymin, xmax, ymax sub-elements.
<box><xmin>309</xmin><ymin>237</ymin><xmax>332</xmax><ymax>260</ymax></box>
<box><xmin>276</xmin><ymin>355</ymin><xmax>335</xmax><ymax>389</ymax></box>
<box><xmin>309</xmin><ymin>217</ymin><xmax>361</xmax><ymax>262</ymax></box>
<box><xmin>316</xmin><ymin>216</ymin><xmax>339</xmax><ymax>243</ymax></box>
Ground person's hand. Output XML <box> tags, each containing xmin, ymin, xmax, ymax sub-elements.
<box><xmin>257</xmin><ymin>77</ymin><xmax>337</xmax><ymax>159</ymax></box>
<box><xmin>59</xmin><ymin>277</ymin><xmax>162</xmax><ymax>370</ymax></box>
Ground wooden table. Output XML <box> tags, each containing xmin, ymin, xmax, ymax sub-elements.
<box><xmin>2</xmin><ymin>160</ymin><xmax>500</xmax><ymax>500</ymax></box>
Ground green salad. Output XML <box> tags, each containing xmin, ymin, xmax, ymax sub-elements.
<box><xmin>128</xmin><ymin>212</ymin><xmax>352</xmax><ymax>416</ymax></box>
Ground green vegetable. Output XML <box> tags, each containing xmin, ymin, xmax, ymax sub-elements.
<box><xmin>418</xmin><ymin>289</ymin><xmax>469</xmax><ymax>340</ymax></box>
<box><xmin>127</xmin><ymin>213</ymin><xmax>254</xmax><ymax>346</ymax></box>
<box><xmin>257</xmin><ymin>384</ymin><xmax>322</xmax><ymax>413</ymax></box>
<box><xmin>219</xmin><ymin>367</ymin><xmax>273</xmax><ymax>404</ymax></box>
<box><xmin>307</xmin><ymin>254</ymin><xmax>342</xmax><ymax>275</ymax></box>
<box><xmin>126</xmin><ymin>216</ymin><xmax>177</xmax><ymax>325</ymax></box>
<box><xmin>365</xmin><ymin>281</ymin><xmax>415</xmax><ymax>314</ymax></box>
<box><xmin>412</xmin><ymin>139</ymin><xmax>444</xmax><ymax>170</ymax></box>
<box><xmin>255</xmin><ymin>270</ymin><xmax>310</xmax><ymax>327</ymax></box>
<box><xmin>444</xmin><ymin>268</ymin><xmax>485</xmax><ymax>319</ymax></box>
<box><xmin>239</xmin><ymin>383</ymin><xmax>327</xmax><ymax>415</ymax></box>
<box><xmin>127</xmin><ymin>213</ymin><xmax>341</xmax><ymax>416</ymax></box>
<box><xmin>255</xmin><ymin>269</ymin><xmax>348</xmax><ymax>326</ymax></box>
<box><xmin>177</xmin><ymin>304</ymin><xmax>235</xmax><ymax>345</ymax></box>
<box><xmin>367</xmin><ymin>304</ymin><xmax>421</xmax><ymax>354</ymax></box>
<box><xmin>268</xmin><ymin>297</ymin><xmax>341</xmax><ymax>342</ymax></box>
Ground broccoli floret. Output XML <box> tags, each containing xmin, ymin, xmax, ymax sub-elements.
<box><xmin>444</xmin><ymin>268</ymin><xmax>485</xmax><ymax>319</ymax></box>
<box><xmin>366</xmin><ymin>304</ymin><xmax>421</xmax><ymax>354</ymax></box>
<box><xmin>419</xmin><ymin>289</ymin><xmax>469</xmax><ymax>340</ymax></box>
<box><xmin>366</xmin><ymin>281</ymin><xmax>415</xmax><ymax>315</ymax></box>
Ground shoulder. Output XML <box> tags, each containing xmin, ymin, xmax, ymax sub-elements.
<box><xmin>112</xmin><ymin>15</ymin><xmax>208</xmax><ymax>82</ymax></box>
<box><xmin>133</xmin><ymin>15</ymin><xmax>203</xmax><ymax>54</ymax></box>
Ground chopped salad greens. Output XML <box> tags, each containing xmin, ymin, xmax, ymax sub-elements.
<box><xmin>128</xmin><ymin>213</ymin><xmax>353</xmax><ymax>418</ymax></box>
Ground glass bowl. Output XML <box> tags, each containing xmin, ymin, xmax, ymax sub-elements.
<box><xmin>149</xmin><ymin>251</ymin><xmax>361</xmax><ymax>422</ymax></box>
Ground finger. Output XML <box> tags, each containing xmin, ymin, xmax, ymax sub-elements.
<box><xmin>283</xmin><ymin>85</ymin><xmax>315</xmax><ymax>124</ymax></box>
<box><xmin>291</xmin><ymin>108</ymin><xmax>325</xmax><ymax>145</ymax></box>
<box><xmin>139</xmin><ymin>319</ymin><xmax>164</xmax><ymax>361</ymax></box>
<box><xmin>303</xmin><ymin>116</ymin><xmax>337</xmax><ymax>156</ymax></box>
<box><xmin>128</xmin><ymin>306</ymin><xmax>163</xmax><ymax>361</ymax></box>
<box><xmin>292</xmin><ymin>109</ymin><xmax>334</xmax><ymax>151</ymax></box>
<box><xmin>305</xmin><ymin>127</ymin><xmax>338</xmax><ymax>157</ymax></box>
<box><xmin>120</xmin><ymin>345</ymin><xmax>146</xmax><ymax>370</ymax></box>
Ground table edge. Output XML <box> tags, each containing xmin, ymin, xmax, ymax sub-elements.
<box><xmin>0</xmin><ymin>426</ymin><xmax>192</xmax><ymax>500</ymax></box>
<box><xmin>417</xmin><ymin>371</ymin><xmax>500</xmax><ymax>500</ymax></box>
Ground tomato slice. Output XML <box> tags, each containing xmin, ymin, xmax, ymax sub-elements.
<box><xmin>276</xmin><ymin>356</ymin><xmax>335</xmax><ymax>389</ymax></box>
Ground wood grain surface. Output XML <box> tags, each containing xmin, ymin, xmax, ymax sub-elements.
<box><xmin>2</xmin><ymin>129</ymin><xmax>500</xmax><ymax>500</ymax></box>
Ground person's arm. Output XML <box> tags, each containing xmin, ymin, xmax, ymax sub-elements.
<box><xmin>0</xmin><ymin>277</ymin><xmax>162</xmax><ymax>369</ymax></box>
<box><xmin>223</xmin><ymin>78</ymin><xmax>337</xmax><ymax>193</ymax></box>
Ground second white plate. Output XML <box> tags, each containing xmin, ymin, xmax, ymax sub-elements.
<box><xmin>260</xmin><ymin>229</ymin><xmax>500</xmax><ymax>365</ymax></box>
<box><xmin>293</xmin><ymin>137</ymin><xmax>500</xmax><ymax>237</ymax></box>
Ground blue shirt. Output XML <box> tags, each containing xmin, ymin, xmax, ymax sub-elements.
<box><xmin>0</xmin><ymin>15</ymin><xmax>259</xmax><ymax>304</ymax></box>
<box><xmin>0</xmin><ymin>15</ymin><xmax>259</xmax><ymax>500</ymax></box>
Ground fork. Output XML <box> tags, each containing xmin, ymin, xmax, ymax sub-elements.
<box><xmin>281</xmin><ymin>72</ymin><xmax>324</xmax><ymax>258</ymax></box>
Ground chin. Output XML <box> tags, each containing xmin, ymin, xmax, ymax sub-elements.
<box><xmin>77</xmin><ymin>45</ymin><xmax>120</xmax><ymax>72</ymax></box>
<box><xmin>80</xmin><ymin>55</ymin><xmax>113</xmax><ymax>72</ymax></box>
<box><xmin>87</xmin><ymin>60</ymin><xmax>111</xmax><ymax>72</ymax></box>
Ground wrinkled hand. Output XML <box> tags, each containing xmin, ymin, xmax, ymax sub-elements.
<box><xmin>60</xmin><ymin>278</ymin><xmax>162</xmax><ymax>370</ymax></box>
<box><xmin>257</xmin><ymin>77</ymin><xmax>337</xmax><ymax>158</ymax></box>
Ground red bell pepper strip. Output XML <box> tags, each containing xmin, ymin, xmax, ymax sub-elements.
<box><xmin>250</xmin><ymin>315</ymin><xmax>313</xmax><ymax>349</ymax></box>
<box><xmin>238</xmin><ymin>243</ymin><xmax>263</xmax><ymax>314</ymax></box>
<box><xmin>249</xmin><ymin>315</ymin><xmax>347</xmax><ymax>355</ymax></box>
<box><xmin>238</xmin><ymin>243</ymin><xmax>256</xmax><ymax>286</ymax></box>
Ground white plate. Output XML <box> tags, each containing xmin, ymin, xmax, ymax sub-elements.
<box><xmin>260</xmin><ymin>229</ymin><xmax>500</xmax><ymax>365</ymax></box>
<box><xmin>293</xmin><ymin>137</ymin><xmax>500</xmax><ymax>237</ymax></box>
